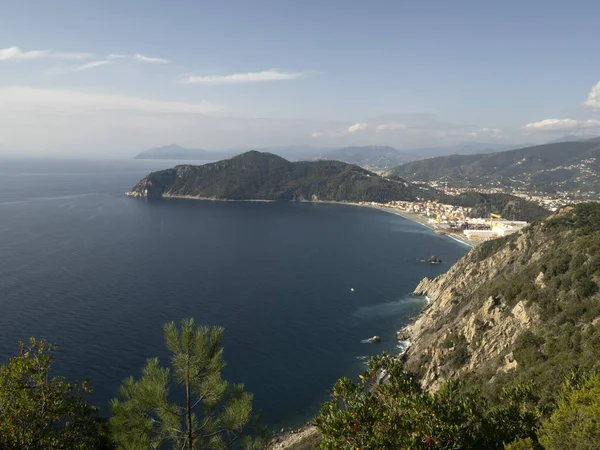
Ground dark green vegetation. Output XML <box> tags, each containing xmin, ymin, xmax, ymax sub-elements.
<box><xmin>0</xmin><ymin>320</ymin><xmax>261</xmax><ymax>450</ymax></box>
<box><xmin>127</xmin><ymin>151</ymin><xmax>436</xmax><ymax>203</ymax></box>
<box><xmin>315</xmin><ymin>354</ymin><xmax>540</xmax><ymax>449</ymax></box>
<box><xmin>111</xmin><ymin>318</ymin><xmax>264</xmax><ymax>450</ymax></box>
<box><xmin>467</xmin><ymin>204</ymin><xmax>600</xmax><ymax>407</ymax></box>
<box><xmin>389</xmin><ymin>138</ymin><xmax>600</xmax><ymax>195</ymax></box>
<box><xmin>134</xmin><ymin>144</ymin><xmax>227</xmax><ymax>160</ymax></box>
<box><xmin>315</xmin><ymin>354</ymin><xmax>600</xmax><ymax>449</ymax></box>
<box><xmin>439</xmin><ymin>192</ymin><xmax>549</xmax><ymax>222</ymax></box>
<box><xmin>537</xmin><ymin>372</ymin><xmax>600</xmax><ymax>450</ymax></box>
<box><xmin>0</xmin><ymin>339</ymin><xmax>112</xmax><ymax>450</ymax></box>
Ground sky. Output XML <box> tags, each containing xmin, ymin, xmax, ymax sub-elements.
<box><xmin>1</xmin><ymin>0</ymin><xmax>600</xmax><ymax>156</ymax></box>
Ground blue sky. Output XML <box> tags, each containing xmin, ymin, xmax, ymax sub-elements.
<box><xmin>1</xmin><ymin>0</ymin><xmax>600</xmax><ymax>155</ymax></box>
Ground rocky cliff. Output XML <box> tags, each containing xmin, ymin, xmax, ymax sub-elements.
<box><xmin>402</xmin><ymin>203</ymin><xmax>600</xmax><ymax>398</ymax></box>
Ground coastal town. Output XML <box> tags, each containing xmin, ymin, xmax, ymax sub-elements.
<box><xmin>358</xmin><ymin>200</ymin><xmax>526</xmax><ymax>246</ymax></box>
<box><xmin>430</xmin><ymin>184</ymin><xmax>597</xmax><ymax>211</ymax></box>
<box><xmin>353</xmin><ymin>178</ymin><xmax>600</xmax><ymax>246</ymax></box>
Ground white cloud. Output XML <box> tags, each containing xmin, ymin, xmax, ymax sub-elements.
<box><xmin>0</xmin><ymin>86</ymin><xmax>221</xmax><ymax>115</ymax></box>
<box><xmin>523</xmin><ymin>118</ymin><xmax>600</xmax><ymax>132</ymax></box>
<box><xmin>132</xmin><ymin>53</ymin><xmax>169</xmax><ymax>64</ymax></box>
<box><xmin>0</xmin><ymin>46</ymin><xmax>91</xmax><ymax>61</ymax></box>
<box><xmin>184</xmin><ymin>70</ymin><xmax>303</xmax><ymax>85</ymax></box>
<box><xmin>584</xmin><ymin>81</ymin><xmax>600</xmax><ymax>109</ymax></box>
<box><xmin>347</xmin><ymin>122</ymin><xmax>368</xmax><ymax>133</ymax></box>
<box><xmin>0</xmin><ymin>47</ymin><xmax>169</xmax><ymax>67</ymax></box>
<box><xmin>108</xmin><ymin>53</ymin><xmax>170</xmax><ymax>64</ymax></box>
<box><xmin>74</xmin><ymin>60</ymin><xmax>112</xmax><ymax>71</ymax></box>
<box><xmin>468</xmin><ymin>127</ymin><xmax>503</xmax><ymax>138</ymax></box>
<box><xmin>375</xmin><ymin>123</ymin><xmax>407</xmax><ymax>131</ymax></box>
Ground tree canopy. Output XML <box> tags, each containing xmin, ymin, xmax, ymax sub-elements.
<box><xmin>0</xmin><ymin>338</ymin><xmax>111</xmax><ymax>450</ymax></box>
<box><xmin>110</xmin><ymin>318</ymin><xmax>264</xmax><ymax>450</ymax></box>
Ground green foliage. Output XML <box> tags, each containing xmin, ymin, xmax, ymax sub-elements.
<box><xmin>130</xmin><ymin>151</ymin><xmax>437</xmax><ymax>203</ymax></box>
<box><xmin>543</xmin><ymin>202</ymin><xmax>600</xmax><ymax>235</ymax></box>
<box><xmin>440</xmin><ymin>332</ymin><xmax>470</xmax><ymax>372</ymax></box>
<box><xmin>314</xmin><ymin>354</ymin><xmax>541</xmax><ymax>450</ymax></box>
<box><xmin>0</xmin><ymin>338</ymin><xmax>112</xmax><ymax>450</ymax></box>
<box><xmin>110</xmin><ymin>318</ymin><xmax>264</xmax><ymax>450</ymax></box>
<box><xmin>504</xmin><ymin>437</ymin><xmax>534</xmax><ymax>450</ymax></box>
<box><xmin>449</xmin><ymin>203</ymin><xmax>600</xmax><ymax>414</ymax></box>
<box><xmin>475</xmin><ymin>234</ymin><xmax>514</xmax><ymax>262</ymax></box>
<box><xmin>538</xmin><ymin>372</ymin><xmax>600</xmax><ymax>450</ymax></box>
<box><xmin>441</xmin><ymin>192</ymin><xmax>549</xmax><ymax>223</ymax></box>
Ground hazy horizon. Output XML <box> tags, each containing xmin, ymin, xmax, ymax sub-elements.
<box><xmin>2</xmin><ymin>0</ymin><xmax>600</xmax><ymax>157</ymax></box>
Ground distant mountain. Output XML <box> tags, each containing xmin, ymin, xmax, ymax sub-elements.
<box><xmin>317</xmin><ymin>146</ymin><xmax>418</xmax><ymax>170</ymax></box>
<box><xmin>247</xmin><ymin>146</ymin><xmax>327</xmax><ymax>161</ymax></box>
<box><xmin>313</xmin><ymin>143</ymin><xmax>531</xmax><ymax>171</ymax></box>
<box><xmin>134</xmin><ymin>144</ymin><xmax>228</xmax><ymax>160</ymax></box>
<box><xmin>388</xmin><ymin>140</ymin><xmax>600</xmax><ymax>195</ymax></box>
<box><xmin>407</xmin><ymin>142</ymin><xmax>529</xmax><ymax>159</ymax></box>
<box><xmin>546</xmin><ymin>134</ymin><xmax>583</xmax><ymax>144</ymax></box>
<box><xmin>126</xmin><ymin>151</ymin><xmax>437</xmax><ymax>203</ymax></box>
<box><xmin>546</xmin><ymin>135</ymin><xmax>600</xmax><ymax>144</ymax></box>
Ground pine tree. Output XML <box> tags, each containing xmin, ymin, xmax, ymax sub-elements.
<box><xmin>110</xmin><ymin>318</ymin><xmax>263</xmax><ymax>449</ymax></box>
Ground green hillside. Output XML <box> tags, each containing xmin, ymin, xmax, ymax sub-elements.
<box><xmin>389</xmin><ymin>139</ymin><xmax>600</xmax><ymax>195</ymax></box>
<box><xmin>127</xmin><ymin>151</ymin><xmax>437</xmax><ymax>203</ymax></box>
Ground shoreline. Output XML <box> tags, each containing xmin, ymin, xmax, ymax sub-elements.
<box><xmin>126</xmin><ymin>193</ymin><xmax>477</xmax><ymax>248</ymax></box>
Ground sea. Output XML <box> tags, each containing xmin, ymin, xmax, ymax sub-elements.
<box><xmin>0</xmin><ymin>157</ymin><xmax>468</xmax><ymax>429</ymax></box>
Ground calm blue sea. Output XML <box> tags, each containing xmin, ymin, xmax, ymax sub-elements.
<box><xmin>0</xmin><ymin>157</ymin><xmax>468</xmax><ymax>429</ymax></box>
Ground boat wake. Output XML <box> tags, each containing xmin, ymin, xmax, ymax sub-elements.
<box><xmin>353</xmin><ymin>297</ymin><xmax>427</xmax><ymax>319</ymax></box>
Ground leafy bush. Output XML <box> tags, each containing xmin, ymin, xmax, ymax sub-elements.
<box><xmin>538</xmin><ymin>372</ymin><xmax>600</xmax><ymax>450</ymax></box>
<box><xmin>314</xmin><ymin>354</ymin><xmax>541</xmax><ymax>450</ymax></box>
<box><xmin>0</xmin><ymin>339</ymin><xmax>112</xmax><ymax>450</ymax></box>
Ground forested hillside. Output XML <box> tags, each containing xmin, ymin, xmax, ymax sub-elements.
<box><xmin>127</xmin><ymin>151</ymin><xmax>437</xmax><ymax>203</ymax></box>
<box><xmin>389</xmin><ymin>139</ymin><xmax>600</xmax><ymax>195</ymax></box>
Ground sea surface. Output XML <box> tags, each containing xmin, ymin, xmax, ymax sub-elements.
<box><xmin>0</xmin><ymin>157</ymin><xmax>468</xmax><ymax>429</ymax></box>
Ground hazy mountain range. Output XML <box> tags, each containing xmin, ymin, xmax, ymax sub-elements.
<box><xmin>134</xmin><ymin>142</ymin><xmax>530</xmax><ymax>170</ymax></box>
<box><xmin>389</xmin><ymin>137</ymin><xmax>600</xmax><ymax>195</ymax></box>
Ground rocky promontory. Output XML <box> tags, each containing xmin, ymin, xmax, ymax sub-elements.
<box><xmin>126</xmin><ymin>151</ymin><xmax>436</xmax><ymax>203</ymax></box>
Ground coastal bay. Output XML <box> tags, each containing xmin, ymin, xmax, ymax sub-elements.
<box><xmin>0</xmin><ymin>158</ymin><xmax>468</xmax><ymax>431</ymax></box>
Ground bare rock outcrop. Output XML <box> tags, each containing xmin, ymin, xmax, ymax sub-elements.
<box><xmin>402</xmin><ymin>227</ymin><xmax>546</xmax><ymax>391</ymax></box>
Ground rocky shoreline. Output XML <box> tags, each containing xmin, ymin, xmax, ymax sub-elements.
<box><xmin>267</xmin><ymin>425</ymin><xmax>321</xmax><ymax>450</ymax></box>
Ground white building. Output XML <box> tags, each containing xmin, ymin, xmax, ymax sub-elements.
<box><xmin>463</xmin><ymin>229</ymin><xmax>497</xmax><ymax>240</ymax></box>
<box><xmin>492</xmin><ymin>221</ymin><xmax>528</xmax><ymax>237</ymax></box>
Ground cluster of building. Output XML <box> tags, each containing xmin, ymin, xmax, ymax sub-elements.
<box><xmin>387</xmin><ymin>200</ymin><xmax>470</xmax><ymax>222</ymax></box>
<box><xmin>358</xmin><ymin>200</ymin><xmax>529</xmax><ymax>243</ymax></box>
<box><xmin>432</xmin><ymin>185</ymin><xmax>595</xmax><ymax>212</ymax></box>
<box><xmin>462</xmin><ymin>219</ymin><xmax>528</xmax><ymax>240</ymax></box>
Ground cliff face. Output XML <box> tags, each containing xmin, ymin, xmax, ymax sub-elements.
<box><xmin>402</xmin><ymin>204</ymin><xmax>600</xmax><ymax>394</ymax></box>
